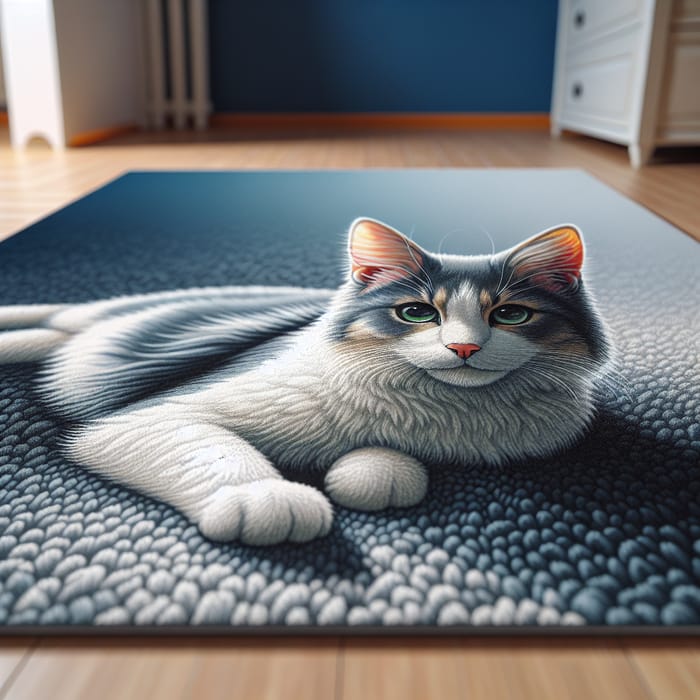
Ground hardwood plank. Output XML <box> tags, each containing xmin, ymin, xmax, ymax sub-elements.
<box><xmin>4</xmin><ymin>639</ymin><xmax>338</xmax><ymax>700</ymax></box>
<box><xmin>456</xmin><ymin>639</ymin><xmax>653</xmax><ymax>700</ymax></box>
<box><xmin>625</xmin><ymin>639</ymin><xmax>700</xmax><ymax>700</ymax></box>
<box><xmin>190</xmin><ymin>643</ymin><xmax>338</xmax><ymax>700</ymax></box>
<box><xmin>341</xmin><ymin>639</ymin><xmax>465</xmax><ymax>700</ymax></box>
<box><xmin>0</xmin><ymin>641</ymin><xmax>34</xmax><ymax>698</ymax></box>
<box><xmin>398</xmin><ymin>133</ymin><xmax>451</xmax><ymax>167</ymax></box>
<box><xmin>341</xmin><ymin>639</ymin><xmax>656</xmax><ymax>700</ymax></box>
<box><xmin>362</xmin><ymin>133</ymin><xmax>406</xmax><ymax>167</ymax></box>
<box><xmin>435</xmin><ymin>133</ymin><xmax>488</xmax><ymax>167</ymax></box>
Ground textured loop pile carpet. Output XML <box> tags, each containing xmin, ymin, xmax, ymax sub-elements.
<box><xmin>0</xmin><ymin>170</ymin><xmax>698</xmax><ymax>631</ymax></box>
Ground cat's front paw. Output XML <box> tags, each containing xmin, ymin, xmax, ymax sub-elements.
<box><xmin>197</xmin><ymin>479</ymin><xmax>333</xmax><ymax>545</ymax></box>
<box><xmin>325</xmin><ymin>447</ymin><xmax>428</xmax><ymax>511</ymax></box>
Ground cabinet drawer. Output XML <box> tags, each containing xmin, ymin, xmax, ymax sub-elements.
<box><xmin>565</xmin><ymin>23</ymin><xmax>643</xmax><ymax>68</ymax></box>
<box><xmin>562</xmin><ymin>55</ymin><xmax>637</xmax><ymax>124</ymax></box>
<box><xmin>567</xmin><ymin>0</ymin><xmax>645</xmax><ymax>48</ymax></box>
<box><xmin>560</xmin><ymin>27</ymin><xmax>642</xmax><ymax>125</ymax></box>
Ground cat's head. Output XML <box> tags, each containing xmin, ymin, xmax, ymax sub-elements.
<box><xmin>329</xmin><ymin>218</ymin><xmax>610</xmax><ymax>389</ymax></box>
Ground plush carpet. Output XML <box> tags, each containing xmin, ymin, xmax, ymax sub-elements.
<box><xmin>0</xmin><ymin>170</ymin><xmax>698</xmax><ymax>631</ymax></box>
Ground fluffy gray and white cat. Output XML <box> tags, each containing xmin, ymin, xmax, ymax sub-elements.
<box><xmin>0</xmin><ymin>219</ymin><xmax>611</xmax><ymax>545</ymax></box>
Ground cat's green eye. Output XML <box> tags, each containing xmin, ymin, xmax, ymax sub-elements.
<box><xmin>396</xmin><ymin>302</ymin><xmax>440</xmax><ymax>324</ymax></box>
<box><xmin>490</xmin><ymin>305</ymin><xmax>532</xmax><ymax>326</ymax></box>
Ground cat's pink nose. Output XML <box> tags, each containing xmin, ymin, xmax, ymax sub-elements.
<box><xmin>446</xmin><ymin>343</ymin><xmax>481</xmax><ymax>360</ymax></box>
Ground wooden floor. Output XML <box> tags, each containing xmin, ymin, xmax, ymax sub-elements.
<box><xmin>0</xmin><ymin>125</ymin><xmax>699</xmax><ymax>699</ymax></box>
<box><xmin>1</xmin><ymin>126</ymin><xmax>699</xmax><ymax>242</ymax></box>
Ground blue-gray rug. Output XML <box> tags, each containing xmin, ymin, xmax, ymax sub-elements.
<box><xmin>0</xmin><ymin>170</ymin><xmax>698</xmax><ymax>631</ymax></box>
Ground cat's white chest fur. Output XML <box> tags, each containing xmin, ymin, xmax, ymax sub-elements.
<box><xmin>171</xmin><ymin>321</ymin><xmax>595</xmax><ymax>471</ymax></box>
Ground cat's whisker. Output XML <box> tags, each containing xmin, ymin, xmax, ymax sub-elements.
<box><xmin>405</xmin><ymin>245</ymin><xmax>435</xmax><ymax>295</ymax></box>
<box><xmin>495</xmin><ymin>281</ymin><xmax>551</xmax><ymax>299</ymax></box>
<box><xmin>476</xmin><ymin>225</ymin><xmax>496</xmax><ymax>256</ymax></box>
<box><xmin>536</xmin><ymin>351</ymin><xmax>633</xmax><ymax>391</ymax></box>
<box><xmin>495</xmin><ymin>263</ymin><xmax>517</xmax><ymax>298</ymax></box>
<box><xmin>496</xmin><ymin>266</ymin><xmax>583</xmax><ymax>298</ymax></box>
<box><xmin>526</xmin><ymin>356</ymin><xmax>632</xmax><ymax>404</ymax></box>
<box><xmin>558</xmin><ymin>366</ymin><xmax>633</xmax><ymax>403</ymax></box>
<box><xmin>522</xmin><ymin>365</ymin><xmax>583</xmax><ymax>402</ymax></box>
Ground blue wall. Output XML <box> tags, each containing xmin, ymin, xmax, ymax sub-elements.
<box><xmin>209</xmin><ymin>0</ymin><xmax>558</xmax><ymax>113</ymax></box>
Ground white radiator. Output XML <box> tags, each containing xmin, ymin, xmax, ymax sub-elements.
<box><xmin>145</xmin><ymin>0</ymin><xmax>211</xmax><ymax>130</ymax></box>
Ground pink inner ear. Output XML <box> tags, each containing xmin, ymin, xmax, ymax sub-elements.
<box><xmin>349</xmin><ymin>219</ymin><xmax>423</xmax><ymax>290</ymax></box>
<box><xmin>509</xmin><ymin>226</ymin><xmax>584</xmax><ymax>293</ymax></box>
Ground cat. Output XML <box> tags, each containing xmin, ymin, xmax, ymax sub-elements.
<box><xmin>0</xmin><ymin>219</ymin><xmax>611</xmax><ymax>545</ymax></box>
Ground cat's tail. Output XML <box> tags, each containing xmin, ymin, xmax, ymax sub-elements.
<box><xmin>0</xmin><ymin>286</ymin><xmax>334</xmax><ymax>419</ymax></box>
<box><xmin>0</xmin><ymin>304</ymin><xmax>71</xmax><ymax>362</ymax></box>
<box><xmin>0</xmin><ymin>286</ymin><xmax>332</xmax><ymax>365</ymax></box>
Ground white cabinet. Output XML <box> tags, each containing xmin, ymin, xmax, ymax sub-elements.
<box><xmin>0</xmin><ymin>0</ymin><xmax>146</xmax><ymax>149</ymax></box>
<box><xmin>551</xmin><ymin>0</ymin><xmax>700</xmax><ymax>167</ymax></box>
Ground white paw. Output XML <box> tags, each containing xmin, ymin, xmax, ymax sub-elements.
<box><xmin>197</xmin><ymin>479</ymin><xmax>333</xmax><ymax>545</ymax></box>
<box><xmin>324</xmin><ymin>447</ymin><xmax>428</xmax><ymax>511</ymax></box>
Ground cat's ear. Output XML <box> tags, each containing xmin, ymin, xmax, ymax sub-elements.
<box><xmin>505</xmin><ymin>224</ymin><xmax>584</xmax><ymax>293</ymax></box>
<box><xmin>348</xmin><ymin>218</ymin><xmax>426</xmax><ymax>291</ymax></box>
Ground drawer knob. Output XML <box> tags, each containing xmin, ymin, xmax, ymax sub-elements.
<box><xmin>574</xmin><ymin>10</ymin><xmax>586</xmax><ymax>28</ymax></box>
<box><xmin>572</xmin><ymin>82</ymin><xmax>583</xmax><ymax>99</ymax></box>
